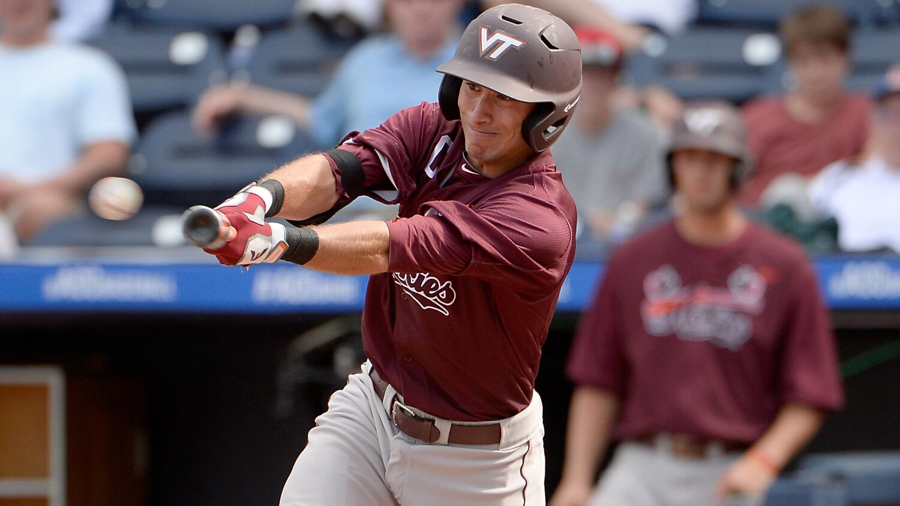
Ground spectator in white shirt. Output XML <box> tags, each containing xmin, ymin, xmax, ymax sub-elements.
<box><xmin>0</xmin><ymin>0</ymin><xmax>135</xmax><ymax>243</ymax></box>
<box><xmin>809</xmin><ymin>64</ymin><xmax>900</xmax><ymax>253</ymax></box>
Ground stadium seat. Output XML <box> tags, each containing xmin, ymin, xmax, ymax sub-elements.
<box><xmin>129</xmin><ymin>111</ymin><xmax>315</xmax><ymax>208</ymax></box>
<box><xmin>31</xmin><ymin>205</ymin><xmax>187</xmax><ymax>247</ymax></box>
<box><xmin>764</xmin><ymin>475</ymin><xmax>848</xmax><ymax>506</ymax></box>
<box><xmin>116</xmin><ymin>0</ymin><xmax>297</xmax><ymax>32</ymax></box>
<box><xmin>627</xmin><ymin>28</ymin><xmax>782</xmax><ymax>103</ymax></box>
<box><xmin>87</xmin><ymin>27</ymin><xmax>227</xmax><ymax>113</ymax></box>
<box><xmin>245</xmin><ymin>26</ymin><xmax>356</xmax><ymax>97</ymax></box>
<box><xmin>847</xmin><ymin>29</ymin><xmax>900</xmax><ymax>93</ymax></box>
<box><xmin>798</xmin><ymin>452</ymin><xmax>900</xmax><ymax>504</ymax></box>
<box><xmin>696</xmin><ymin>0</ymin><xmax>893</xmax><ymax>27</ymax></box>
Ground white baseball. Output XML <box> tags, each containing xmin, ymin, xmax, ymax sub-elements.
<box><xmin>89</xmin><ymin>177</ymin><xmax>144</xmax><ymax>221</ymax></box>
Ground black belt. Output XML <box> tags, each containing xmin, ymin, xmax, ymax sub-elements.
<box><xmin>369</xmin><ymin>368</ymin><xmax>501</xmax><ymax>446</ymax></box>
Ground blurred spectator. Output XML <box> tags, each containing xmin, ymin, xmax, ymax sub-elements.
<box><xmin>0</xmin><ymin>0</ymin><xmax>135</xmax><ymax>245</ymax></box>
<box><xmin>550</xmin><ymin>28</ymin><xmax>667</xmax><ymax>245</ymax></box>
<box><xmin>551</xmin><ymin>102</ymin><xmax>843</xmax><ymax>506</ymax></box>
<box><xmin>193</xmin><ymin>0</ymin><xmax>464</xmax><ymax>149</ymax></box>
<box><xmin>809</xmin><ymin>64</ymin><xmax>900</xmax><ymax>254</ymax></box>
<box><xmin>741</xmin><ymin>4</ymin><xmax>871</xmax><ymax>206</ymax></box>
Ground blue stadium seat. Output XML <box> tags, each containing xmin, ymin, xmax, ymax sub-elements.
<box><xmin>628</xmin><ymin>28</ymin><xmax>782</xmax><ymax>103</ymax></box>
<box><xmin>31</xmin><ymin>205</ymin><xmax>187</xmax><ymax>247</ymax></box>
<box><xmin>245</xmin><ymin>27</ymin><xmax>356</xmax><ymax>97</ymax></box>
<box><xmin>847</xmin><ymin>29</ymin><xmax>900</xmax><ymax>93</ymax></box>
<box><xmin>798</xmin><ymin>452</ymin><xmax>900</xmax><ymax>504</ymax></box>
<box><xmin>696</xmin><ymin>0</ymin><xmax>892</xmax><ymax>27</ymax></box>
<box><xmin>764</xmin><ymin>475</ymin><xmax>848</xmax><ymax>506</ymax></box>
<box><xmin>87</xmin><ymin>27</ymin><xmax>227</xmax><ymax>113</ymax></box>
<box><xmin>129</xmin><ymin>111</ymin><xmax>315</xmax><ymax>208</ymax></box>
<box><xmin>116</xmin><ymin>0</ymin><xmax>297</xmax><ymax>32</ymax></box>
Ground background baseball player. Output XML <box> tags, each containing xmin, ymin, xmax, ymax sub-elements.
<box><xmin>550</xmin><ymin>102</ymin><xmax>844</xmax><ymax>506</ymax></box>
<box><xmin>192</xmin><ymin>4</ymin><xmax>581</xmax><ymax>505</ymax></box>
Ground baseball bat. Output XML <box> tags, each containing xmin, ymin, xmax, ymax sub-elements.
<box><xmin>182</xmin><ymin>205</ymin><xmax>236</xmax><ymax>249</ymax></box>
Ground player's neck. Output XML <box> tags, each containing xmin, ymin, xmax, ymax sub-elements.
<box><xmin>675</xmin><ymin>204</ymin><xmax>746</xmax><ymax>247</ymax></box>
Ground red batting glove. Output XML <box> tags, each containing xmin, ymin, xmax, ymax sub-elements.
<box><xmin>214</xmin><ymin>182</ymin><xmax>275</xmax><ymax>221</ymax></box>
<box><xmin>203</xmin><ymin>211</ymin><xmax>288</xmax><ymax>266</ymax></box>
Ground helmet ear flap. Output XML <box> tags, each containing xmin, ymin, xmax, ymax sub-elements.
<box><xmin>522</xmin><ymin>103</ymin><xmax>570</xmax><ymax>152</ymax></box>
<box><xmin>439</xmin><ymin>75</ymin><xmax>462</xmax><ymax>120</ymax></box>
<box><xmin>522</xmin><ymin>102</ymin><xmax>566</xmax><ymax>152</ymax></box>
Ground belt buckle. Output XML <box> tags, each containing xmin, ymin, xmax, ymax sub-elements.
<box><xmin>393</xmin><ymin>400</ymin><xmax>428</xmax><ymax>424</ymax></box>
<box><xmin>669</xmin><ymin>434</ymin><xmax>705</xmax><ymax>459</ymax></box>
<box><xmin>392</xmin><ymin>401</ymin><xmax>439</xmax><ymax>443</ymax></box>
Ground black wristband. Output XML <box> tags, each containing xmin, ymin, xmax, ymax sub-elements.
<box><xmin>283</xmin><ymin>226</ymin><xmax>319</xmax><ymax>265</ymax></box>
<box><xmin>259</xmin><ymin>179</ymin><xmax>285</xmax><ymax>217</ymax></box>
<box><xmin>325</xmin><ymin>148</ymin><xmax>365</xmax><ymax>199</ymax></box>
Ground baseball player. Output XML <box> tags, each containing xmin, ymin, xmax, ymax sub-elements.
<box><xmin>550</xmin><ymin>102</ymin><xmax>844</xmax><ymax>506</ymax></box>
<box><xmin>193</xmin><ymin>4</ymin><xmax>581</xmax><ymax>505</ymax></box>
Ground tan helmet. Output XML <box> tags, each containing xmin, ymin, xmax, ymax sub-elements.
<box><xmin>667</xmin><ymin>101</ymin><xmax>752</xmax><ymax>190</ymax></box>
<box><xmin>436</xmin><ymin>3</ymin><xmax>582</xmax><ymax>152</ymax></box>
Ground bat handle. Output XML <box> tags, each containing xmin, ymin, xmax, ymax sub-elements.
<box><xmin>182</xmin><ymin>205</ymin><xmax>237</xmax><ymax>249</ymax></box>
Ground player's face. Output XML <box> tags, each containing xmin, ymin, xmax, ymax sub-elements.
<box><xmin>0</xmin><ymin>0</ymin><xmax>53</xmax><ymax>42</ymax></box>
<box><xmin>458</xmin><ymin>80</ymin><xmax>536</xmax><ymax>176</ymax></box>
<box><xmin>873</xmin><ymin>93</ymin><xmax>900</xmax><ymax>166</ymax></box>
<box><xmin>671</xmin><ymin>148</ymin><xmax>736</xmax><ymax>213</ymax></box>
<box><xmin>788</xmin><ymin>43</ymin><xmax>849</xmax><ymax>104</ymax></box>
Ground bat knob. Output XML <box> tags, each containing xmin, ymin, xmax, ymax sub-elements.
<box><xmin>182</xmin><ymin>206</ymin><xmax>235</xmax><ymax>249</ymax></box>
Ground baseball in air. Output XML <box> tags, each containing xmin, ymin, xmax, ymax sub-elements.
<box><xmin>88</xmin><ymin>177</ymin><xmax>144</xmax><ymax>221</ymax></box>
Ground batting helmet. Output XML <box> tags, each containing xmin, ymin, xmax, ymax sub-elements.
<box><xmin>436</xmin><ymin>4</ymin><xmax>582</xmax><ymax>152</ymax></box>
<box><xmin>666</xmin><ymin>101</ymin><xmax>752</xmax><ymax>190</ymax></box>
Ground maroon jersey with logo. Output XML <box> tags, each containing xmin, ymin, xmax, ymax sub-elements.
<box><xmin>567</xmin><ymin>221</ymin><xmax>844</xmax><ymax>443</ymax></box>
<box><xmin>325</xmin><ymin>102</ymin><xmax>577</xmax><ymax>421</ymax></box>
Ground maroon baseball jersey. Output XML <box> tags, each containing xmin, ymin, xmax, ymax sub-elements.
<box><xmin>324</xmin><ymin>102</ymin><xmax>577</xmax><ymax>421</ymax></box>
<box><xmin>567</xmin><ymin>221</ymin><xmax>844</xmax><ymax>444</ymax></box>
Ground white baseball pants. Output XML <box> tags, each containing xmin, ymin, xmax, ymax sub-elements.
<box><xmin>280</xmin><ymin>361</ymin><xmax>546</xmax><ymax>506</ymax></box>
<box><xmin>589</xmin><ymin>440</ymin><xmax>763</xmax><ymax>506</ymax></box>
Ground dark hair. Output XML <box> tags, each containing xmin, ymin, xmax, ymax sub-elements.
<box><xmin>780</xmin><ymin>4</ymin><xmax>851</xmax><ymax>56</ymax></box>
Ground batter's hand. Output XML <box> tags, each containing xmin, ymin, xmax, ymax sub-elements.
<box><xmin>714</xmin><ymin>453</ymin><xmax>777</xmax><ymax>501</ymax></box>
<box><xmin>548</xmin><ymin>479</ymin><xmax>593</xmax><ymax>506</ymax></box>
<box><xmin>203</xmin><ymin>211</ymin><xmax>288</xmax><ymax>266</ymax></box>
<box><xmin>214</xmin><ymin>182</ymin><xmax>275</xmax><ymax>221</ymax></box>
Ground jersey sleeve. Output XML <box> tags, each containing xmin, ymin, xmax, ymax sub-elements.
<box><xmin>385</xmin><ymin>189</ymin><xmax>574</xmax><ymax>298</ymax></box>
<box><xmin>778</xmin><ymin>260</ymin><xmax>845</xmax><ymax>411</ymax></box>
<box><xmin>565</xmin><ymin>253</ymin><xmax>627</xmax><ymax>393</ymax></box>
<box><xmin>323</xmin><ymin>102</ymin><xmax>442</xmax><ymax>208</ymax></box>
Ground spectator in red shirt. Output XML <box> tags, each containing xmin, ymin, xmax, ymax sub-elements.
<box><xmin>741</xmin><ymin>4</ymin><xmax>870</xmax><ymax>206</ymax></box>
<box><xmin>551</xmin><ymin>102</ymin><xmax>843</xmax><ymax>506</ymax></box>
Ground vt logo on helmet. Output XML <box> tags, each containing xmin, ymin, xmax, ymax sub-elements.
<box><xmin>479</xmin><ymin>26</ymin><xmax>526</xmax><ymax>60</ymax></box>
<box><xmin>436</xmin><ymin>4</ymin><xmax>583</xmax><ymax>152</ymax></box>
